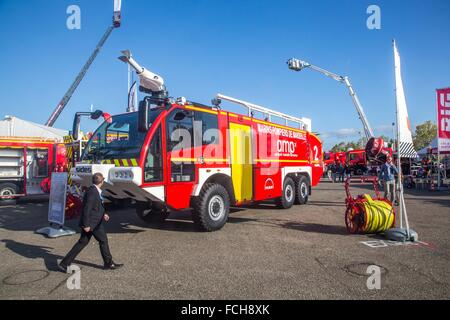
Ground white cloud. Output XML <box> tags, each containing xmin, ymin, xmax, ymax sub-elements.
<box><xmin>320</xmin><ymin>128</ymin><xmax>361</xmax><ymax>139</ymax></box>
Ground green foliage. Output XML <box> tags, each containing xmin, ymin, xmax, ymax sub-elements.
<box><xmin>413</xmin><ymin>121</ymin><xmax>437</xmax><ymax>151</ymax></box>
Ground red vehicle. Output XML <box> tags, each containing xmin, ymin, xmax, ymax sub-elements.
<box><xmin>323</xmin><ymin>152</ymin><xmax>335</xmax><ymax>167</ymax></box>
<box><xmin>324</xmin><ymin>151</ymin><xmax>346</xmax><ymax>166</ymax></box>
<box><xmin>0</xmin><ymin>137</ymin><xmax>67</xmax><ymax>203</ymax></box>
<box><xmin>347</xmin><ymin>147</ymin><xmax>394</xmax><ymax>176</ymax></box>
<box><xmin>346</xmin><ymin>149</ymin><xmax>367</xmax><ymax>175</ymax></box>
<box><xmin>71</xmin><ymin>95</ymin><xmax>323</xmax><ymax>231</ymax></box>
<box><xmin>323</xmin><ymin>151</ymin><xmax>346</xmax><ymax>176</ymax></box>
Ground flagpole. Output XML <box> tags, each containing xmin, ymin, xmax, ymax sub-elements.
<box><xmin>393</xmin><ymin>39</ymin><xmax>403</xmax><ymax>230</ymax></box>
<box><xmin>437</xmin><ymin>89</ymin><xmax>441</xmax><ymax>190</ymax></box>
<box><xmin>386</xmin><ymin>39</ymin><xmax>417</xmax><ymax>242</ymax></box>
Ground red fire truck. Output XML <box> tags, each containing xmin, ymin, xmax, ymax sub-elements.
<box><xmin>346</xmin><ymin>147</ymin><xmax>394</xmax><ymax>176</ymax></box>
<box><xmin>346</xmin><ymin>149</ymin><xmax>367</xmax><ymax>175</ymax></box>
<box><xmin>323</xmin><ymin>151</ymin><xmax>346</xmax><ymax>176</ymax></box>
<box><xmin>0</xmin><ymin>137</ymin><xmax>67</xmax><ymax>203</ymax></box>
<box><xmin>71</xmin><ymin>94</ymin><xmax>323</xmax><ymax>231</ymax></box>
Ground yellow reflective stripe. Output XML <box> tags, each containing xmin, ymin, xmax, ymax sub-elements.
<box><xmin>122</xmin><ymin>159</ymin><xmax>129</xmax><ymax>167</ymax></box>
<box><xmin>131</xmin><ymin>158</ymin><xmax>138</xmax><ymax>166</ymax></box>
<box><xmin>114</xmin><ymin>160</ymin><xmax>121</xmax><ymax>166</ymax></box>
<box><xmin>185</xmin><ymin>105</ymin><xmax>218</xmax><ymax>115</ymax></box>
<box><xmin>171</xmin><ymin>158</ymin><xmax>196</xmax><ymax>162</ymax></box>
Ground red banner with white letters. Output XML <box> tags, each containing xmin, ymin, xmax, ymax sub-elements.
<box><xmin>437</xmin><ymin>88</ymin><xmax>450</xmax><ymax>154</ymax></box>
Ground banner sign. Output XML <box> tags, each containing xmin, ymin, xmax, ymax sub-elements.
<box><xmin>48</xmin><ymin>172</ymin><xmax>68</xmax><ymax>225</ymax></box>
<box><xmin>437</xmin><ymin>88</ymin><xmax>450</xmax><ymax>154</ymax></box>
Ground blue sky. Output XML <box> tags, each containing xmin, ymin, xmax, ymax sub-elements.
<box><xmin>0</xmin><ymin>0</ymin><xmax>449</xmax><ymax>149</ymax></box>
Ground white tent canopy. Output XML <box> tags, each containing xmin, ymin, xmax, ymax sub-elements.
<box><xmin>417</xmin><ymin>138</ymin><xmax>438</xmax><ymax>155</ymax></box>
<box><xmin>0</xmin><ymin>116</ymin><xmax>68</xmax><ymax>141</ymax></box>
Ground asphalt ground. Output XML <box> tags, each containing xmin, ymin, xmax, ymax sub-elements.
<box><xmin>0</xmin><ymin>179</ymin><xmax>449</xmax><ymax>300</ymax></box>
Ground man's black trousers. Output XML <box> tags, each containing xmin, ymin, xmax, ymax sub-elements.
<box><xmin>61</xmin><ymin>223</ymin><xmax>112</xmax><ymax>267</ymax></box>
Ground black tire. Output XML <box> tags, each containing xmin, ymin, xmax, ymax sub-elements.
<box><xmin>136</xmin><ymin>202</ymin><xmax>169</xmax><ymax>223</ymax></box>
<box><xmin>0</xmin><ymin>183</ymin><xmax>18</xmax><ymax>205</ymax></box>
<box><xmin>275</xmin><ymin>177</ymin><xmax>296</xmax><ymax>209</ymax></box>
<box><xmin>192</xmin><ymin>183</ymin><xmax>230</xmax><ymax>232</ymax></box>
<box><xmin>295</xmin><ymin>176</ymin><xmax>309</xmax><ymax>205</ymax></box>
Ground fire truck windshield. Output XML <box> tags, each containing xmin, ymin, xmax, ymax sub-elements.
<box><xmin>82</xmin><ymin>110</ymin><xmax>161</xmax><ymax>162</ymax></box>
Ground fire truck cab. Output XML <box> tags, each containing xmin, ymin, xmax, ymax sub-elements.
<box><xmin>71</xmin><ymin>95</ymin><xmax>323</xmax><ymax>231</ymax></box>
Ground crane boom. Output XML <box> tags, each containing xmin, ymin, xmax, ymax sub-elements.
<box><xmin>46</xmin><ymin>0</ymin><xmax>122</xmax><ymax>127</ymax></box>
<box><xmin>287</xmin><ymin>59</ymin><xmax>375</xmax><ymax>139</ymax></box>
<box><xmin>45</xmin><ymin>26</ymin><xmax>114</xmax><ymax>127</ymax></box>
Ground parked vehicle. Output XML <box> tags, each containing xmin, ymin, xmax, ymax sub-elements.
<box><xmin>71</xmin><ymin>95</ymin><xmax>324</xmax><ymax>231</ymax></box>
<box><xmin>0</xmin><ymin>137</ymin><xmax>67</xmax><ymax>204</ymax></box>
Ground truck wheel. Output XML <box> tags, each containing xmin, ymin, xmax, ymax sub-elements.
<box><xmin>0</xmin><ymin>183</ymin><xmax>18</xmax><ymax>205</ymax></box>
<box><xmin>275</xmin><ymin>177</ymin><xmax>295</xmax><ymax>209</ymax></box>
<box><xmin>295</xmin><ymin>176</ymin><xmax>309</xmax><ymax>205</ymax></box>
<box><xmin>136</xmin><ymin>202</ymin><xmax>169</xmax><ymax>224</ymax></box>
<box><xmin>192</xmin><ymin>183</ymin><xmax>230</xmax><ymax>232</ymax></box>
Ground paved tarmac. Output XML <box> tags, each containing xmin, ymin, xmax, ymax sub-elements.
<box><xmin>0</xmin><ymin>180</ymin><xmax>449</xmax><ymax>299</ymax></box>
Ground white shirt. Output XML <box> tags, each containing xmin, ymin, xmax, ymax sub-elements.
<box><xmin>94</xmin><ymin>185</ymin><xmax>103</xmax><ymax>201</ymax></box>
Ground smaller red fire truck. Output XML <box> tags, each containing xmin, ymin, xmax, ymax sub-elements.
<box><xmin>323</xmin><ymin>151</ymin><xmax>346</xmax><ymax>176</ymax></box>
<box><xmin>346</xmin><ymin>149</ymin><xmax>367</xmax><ymax>175</ymax></box>
<box><xmin>346</xmin><ymin>147</ymin><xmax>394</xmax><ymax>176</ymax></box>
<box><xmin>0</xmin><ymin>137</ymin><xmax>67</xmax><ymax>203</ymax></box>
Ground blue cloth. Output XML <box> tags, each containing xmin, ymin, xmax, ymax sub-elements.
<box><xmin>378</xmin><ymin>163</ymin><xmax>398</xmax><ymax>182</ymax></box>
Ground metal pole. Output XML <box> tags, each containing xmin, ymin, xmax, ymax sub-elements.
<box><xmin>396</xmin><ymin>105</ymin><xmax>403</xmax><ymax>229</ymax></box>
<box><xmin>128</xmin><ymin>63</ymin><xmax>131</xmax><ymax>99</ymax></box>
<box><xmin>437</xmin><ymin>90</ymin><xmax>441</xmax><ymax>190</ymax></box>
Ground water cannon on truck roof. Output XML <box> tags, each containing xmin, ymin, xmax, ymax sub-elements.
<box><xmin>118</xmin><ymin>50</ymin><xmax>167</xmax><ymax>99</ymax></box>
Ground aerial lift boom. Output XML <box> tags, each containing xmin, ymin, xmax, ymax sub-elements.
<box><xmin>45</xmin><ymin>0</ymin><xmax>122</xmax><ymax>127</ymax></box>
<box><xmin>287</xmin><ymin>58</ymin><xmax>375</xmax><ymax>140</ymax></box>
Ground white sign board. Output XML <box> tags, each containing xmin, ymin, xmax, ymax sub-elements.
<box><xmin>48</xmin><ymin>172</ymin><xmax>68</xmax><ymax>226</ymax></box>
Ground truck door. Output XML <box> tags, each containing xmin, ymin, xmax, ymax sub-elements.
<box><xmin>165</xmin><ymin>109</ymin><xmax>197</xmax><ymax>210</ymax></box>
<box><xmin>229</xmin><ymin>122</ymin><xmax>253</xmax><ymax>203</ymax></box>
<box><xmin>26</xmin><ymin>148</ymin><xmax>49</xmax><ymax>195</ymax></box>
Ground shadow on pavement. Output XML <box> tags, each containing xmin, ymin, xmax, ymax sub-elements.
<box><xmin>1</xmin><ymin>239</ymin><xmax>104</xmax><ymax>272</ymax></box>
<box><xmin>308</xmin><ymin>201</ymin><xmax>346</xmax><ymax>207</ymax></box>
<box><xmin>227</xmin><ymin>216</ymin><xmax>349</xmax><ymax>235</ymax></box>
<box><xmin>0</xmin><ymin>203</ymin><xmax>147</xmax><ymax>235</ymax></box>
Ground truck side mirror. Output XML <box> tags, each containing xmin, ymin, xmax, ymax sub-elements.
<box><xmin>72</xmin><ymin>115</ymin><xmax>81</xmax><ymax>141</ymax></box>
<box><xmin>91</xmin><ymin>110</ymin><xmax>104</xmax><ymax>120</ymax></box>
<box><xmin>138</xmin><ymin>100</ymin><xmax>150</xmax><ymax>132</ymax></box>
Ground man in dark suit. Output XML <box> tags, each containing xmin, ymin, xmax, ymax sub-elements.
<box><xmin>59</xmin><ymin>173</ymin><xmax>123</xmax><ymax>272</ymax></box>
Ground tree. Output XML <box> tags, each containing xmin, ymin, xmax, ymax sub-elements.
<box><xmin>330</xmin><ymin>142</ymin><xmax>347</xmax><ymax>152</ymax></box>
<box><xmin>413</xmin><ymin>121</ymin><xmax>437</xmax><ymax>151</ymax></box>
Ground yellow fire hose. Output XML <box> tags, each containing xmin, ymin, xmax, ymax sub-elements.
<box><xmin>360</xmin><ymin>194</ymin><xmax>395</xmax><ymax>234</ymax></box>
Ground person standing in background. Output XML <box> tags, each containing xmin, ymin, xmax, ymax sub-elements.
<box><xmin>378</xmin><ymin>156</ymin><xmax>399</xmax><ymax>205</ymax></box>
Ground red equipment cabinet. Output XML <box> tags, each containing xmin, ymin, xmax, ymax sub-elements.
<box><xmin>71</xmin><ymin>98</ymin><xmax>323</xmax><ymax>231</ymax></box>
